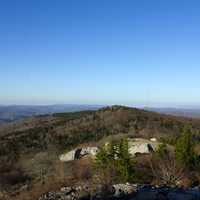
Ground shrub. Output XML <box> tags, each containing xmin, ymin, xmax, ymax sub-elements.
<box><xmin>150</xmin><ymin>151</ymin><xmax>185</xmax><ymax>186</ymax></box>
<box><xmin>0</xmin><ymin>164</ymin><xmax>30</xmax><ymax>188</ymax></box>
<box><xmin>72</xmin><ymin>157</ymin><xmax>93</xmax><ymax>182</ymax></box>
<box><xmin>134</xmin><ymin>155</ymin><xmax>153</xmax><ymax>184</ymax></box>
<box><xmin>156</xmin><ymin>143</ymin><xmax>168</xmax><ymax>158</ymax></box>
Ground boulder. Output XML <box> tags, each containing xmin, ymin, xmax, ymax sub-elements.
<box><xmin>128</xmin><ymin>143</ymin><xmax>154</xmax><ymax>155</ymax></box>
<box><xmin>38</xmin><ymin>186</ymin><xmax>79</xmax><ymax>200</ymax></box>
<box><xmin>59</xmin><ymin>138</ymin><xmax>160</xmax><ymax>162</ymax></box>
<box><xmin>128</xmin><ymin>138</ymin><xmax>158</xmax><ymax>156</ymax></box>
<box><xmin>112</xmin><ymin>183</ymin><xmax>137</xmax><ymax>197</ymax></box>
<box><xmin>59</xmin><ymin>149</ymin><xmax>77</xmax><ymax>162</ymax></box>
<box><xmin>79</xmin><ymin>147</ymin><xmax>99</xmax><ymax>157</ymax></box>
<box><xmin>60</xmin><ymin>147</ymin><xmax>99</xmax><ymax>162</ymax></box>
<box><xmin>38</xmin><ymin>185</ymin><xmax>200</xmax><ymax>200</ymax></box>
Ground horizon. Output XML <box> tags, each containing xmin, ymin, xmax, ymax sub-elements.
<box><xmin>1</xmin><ymin>103</ymin><xmax>200</xmax><ymax>110</ymax></box>
<box><xmin>1</xmin><ymin>0</ymin><xmax>200</xmax><ymax>107</ymax></box>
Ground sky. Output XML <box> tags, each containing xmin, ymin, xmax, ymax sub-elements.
<box><xmin>0</xmin><ymin>0</ymin><xmax>200</xmax><ymax>107</ymax></box>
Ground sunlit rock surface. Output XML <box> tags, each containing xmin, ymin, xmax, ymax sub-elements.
<box><xmin>128</xmin><ymin>138</ymin><xmax>160</xmax><ymax>156</ymax></box>
<box><xmin>59</xmin><ymin>147</ymin><xmax>98</xmax><ymax>162</ymax></box>
<box><xmin>59</xmin><ymin>138</ymin><xmax>160</xmax><ymax>162</ymax></box>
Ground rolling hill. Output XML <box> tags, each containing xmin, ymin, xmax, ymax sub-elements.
<box><xmin>1</xmin><ymin>105</ymin><xmax>200</xmax><ymax>161</ymax></box>
<box><xmin>1</xmin><ymin>105</ymin><xmax>200</xmax><ymax>199</ymax></box>
<box><xmin>0</xmin><ymin>104</ymin><xmax>102</xmax><ymax>124</ymax></box>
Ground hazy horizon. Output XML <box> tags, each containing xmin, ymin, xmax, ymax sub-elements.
<box><xmin>1</xmin><ymin>0</ymin><xmax>200</xmax><ymax>107</ymax></box>
<box><xmin>1</xmin><ymin>103</ymin><xmax>200</xmax><ymax>110</ymax></box>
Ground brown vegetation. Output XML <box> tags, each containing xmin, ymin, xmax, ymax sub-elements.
<box><xmin>150</xmin><ymin>152</ymin><xmax>185</xmax><ymax>186</ymax></box>
<box><xmin>1</xmin><ymin>106</ymin><xmax>200</xmax><ymax>198</ymax></box>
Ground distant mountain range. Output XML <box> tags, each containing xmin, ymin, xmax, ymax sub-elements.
<box><xmin>1</xmin><ymin>104</ymin><xmax>200</xmax><ymax>124</ymax></box>
<box><xmin>0</xmin><ymin>104</ymin><xmax>103</xmax><ymax>124</ymax></box>
<box><xmin>146</xmin><ymin>107</ymin><xmax>200</xmax><ymax>119</ymax></box>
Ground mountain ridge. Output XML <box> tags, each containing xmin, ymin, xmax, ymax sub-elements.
<box><xmin>0</xmin><ymin>104</ymin><xmax>103</xmax><ymax>124</ymax></box>
<box><xmin>147</xmin><ymin>107</ymin><xmax>200</xmax><ymax>119</ymax></box>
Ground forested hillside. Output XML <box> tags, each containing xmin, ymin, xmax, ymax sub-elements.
<box><xmin>1</xmin><ymin>106</ymin><xmax>200</xmax><ymax>163</ymax></box>
<box><xmin>1</xmin><ymin>106</ymin><xmax>200</xmax><ymax>200</ymax></box>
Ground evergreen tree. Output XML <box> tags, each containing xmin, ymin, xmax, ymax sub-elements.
<box><xmin>95</xmin><ymin>138</ymin><xmax>134</xmax><ymax>182</ymax></box>
<box><xmin>175</xmin><ymin>126</ymin><xmax>198</xmax><ymax>168</ymax></box>
<box><xmin>117</xmin><ymin>138</ymin><xmax>133</xmax><ymax>182</ymax></box>
<box><xmin>95</xmin><ymin>146</ymin><xmax>109</xmax><ymax>167</ymax></box>
<box><xmin>156</xmin><ymin>143</ymin><xmax>168</xmax><ymax>158</ymax></box>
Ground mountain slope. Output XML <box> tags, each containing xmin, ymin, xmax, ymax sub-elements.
<box><xmin>1</xmin><ymin>105</ymin><xmax>200</xmax><ymax>198</ymax></box>
<box><xmin>1</xmin><ymin>105</ymin><xmax>200</xmax><ymax>163</ymax></box>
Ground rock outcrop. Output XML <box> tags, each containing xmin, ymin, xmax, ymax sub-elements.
<box><xmin>59</xmin><ymin>147</ymin><xmax>98</xmax><ymax>162</ymax></box>
<box><xmin>38</xmin><ymin>184</ymin><xmax>200</xmax><ymax>200</ymax></box>
<box><xmin>128</xmin><ymin>138</ymin><xmax>159</xmax><ymax>156</ymax></box>
<box><xmin>60</xmin><ymin>149</ymin><xmax>77</xmax><ymax>162</ymax></box>
<box><xmin>60</xmin><ymin>138</ymin><xmax>160</xmax><ymax>162</ymax></box>
<box><xmin>38</xmin><ymin>183</ymin><xmax>137</xmax><ymax>200</ymax></box>
<box><xmin>112</xmin><ymin>183</ymin><xmax>137</xmax><ymax>197</ymax></box>
<box><xmin>79</xmin><ymin>147</ymin><xmax>99</xmax><ymax>157</ymax></box>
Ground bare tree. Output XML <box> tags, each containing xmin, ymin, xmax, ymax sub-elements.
<box><xmin>149</xmin><ymin>152</ymin><xmax>185</xmax><ymax>186</ymax></box>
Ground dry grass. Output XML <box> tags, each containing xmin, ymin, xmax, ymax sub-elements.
<box><xmin>0</xmin><ymin>159</ymin><xmax>77</xmax><ymax>200</ymax></box>
<box><xmin>71</xmin><ymin>157</ymin><xmax>93</xmax><ymax>183</ymax></box>
<box><xmin>3</xmin><ymin>175</ymin><xmax>76</xmax><ymax>200</ymax></box>
<box><xmin>11</xmin><ymin>180</ymin><xmax>66</xmax><ymax>200</ymax></box>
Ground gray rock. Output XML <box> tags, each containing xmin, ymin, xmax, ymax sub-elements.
<box><xmin>128</xmin><ymin>138</ymin><xmax>159</xmax><ymax>156</ymax></box>
<box><xmin>38</xmin><ymin>184</ymin><xmax>200</xmax><ymax>200</ymax></box>
<box><xmin>79</xmin><ymin>147</ymin><xmax>99</xmax><ymax>157</ymax></box>
<box><xmin>59</xmin><ymin>147</ymin><xmax>99</xmax><ymax>162</ymax></box>
<box><xmin>59</xmin><ymin>150</ymin><xmax>76</xmax><ymax>162</ymax></box>
<box><xmin>113</xmin><ymin>183</ymin><xmax>137</xmax><ymax>197</ymax></box>
<box><xmin>59</xmin><ymin>138</ymin><xmax>161</xmax><ymax>162</ymax></box>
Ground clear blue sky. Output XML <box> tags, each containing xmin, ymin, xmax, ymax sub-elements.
<box><xmin>1</xmin><ymin>0</ymin><xmax>200</xmax><ymax>107</ymax></box>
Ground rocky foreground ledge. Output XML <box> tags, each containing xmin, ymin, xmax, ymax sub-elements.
<box><xmin>38</xmin><ymin>183</ymin><xmax>200</xmax><ymax>200</ymax></box>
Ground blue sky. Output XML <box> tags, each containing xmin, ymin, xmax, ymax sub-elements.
<box><xmin>0</xmin><ymin>0</ymin><xmax>200</xmax><ymax>107</ymax></box>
